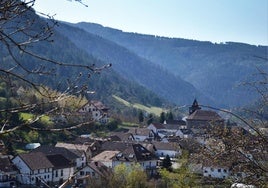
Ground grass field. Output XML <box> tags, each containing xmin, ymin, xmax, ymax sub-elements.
<box><xmin>20</xmin><ymin>112</ymin><xmax>54</xmax><ymax>125</ymax></box>
<box><xmin>112</xmin><ymin>95</ymin><xmax>166</xmax><ymax>116</ymax></box>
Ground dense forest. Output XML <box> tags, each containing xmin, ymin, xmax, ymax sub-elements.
<box><xmin>74</xmin><ymin>22</ymin><xmax>268</xmax><ymax>108</ymax></box>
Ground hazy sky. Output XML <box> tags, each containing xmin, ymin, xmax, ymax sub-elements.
<box><xmin>34</xmin><ymin>0</ymin><xmax>268</xmax><ymax>45</ymax></box>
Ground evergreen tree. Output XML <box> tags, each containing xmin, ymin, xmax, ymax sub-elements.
<box><xmin>147</xmin><ymin>113</ymin><xmax>153</xmax><ymax>125</ymax></box>
<box><xmin>162</xmin><ymin>154</ymin><xmax>172</xmax><ymax>171</ymax></box>
<box><xmin>167</xmin><ymin>111</ymin><xmax>174</xmax><ymax>120</ymax></box>
<box><xmin>159</xmin><ymin>112</ymin><xmax>166</xmax><ymax>123</ymax></box>
<box><xmin>138</xmin><ymin>110</ymin><xmax>144</xmax><ymax>123</ymax></box>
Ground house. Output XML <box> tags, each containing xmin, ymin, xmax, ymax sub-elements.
<box><xmin>74</xmin><ymin>137</ymin><xmax>103</xmax><ymax>157</ymax></box>
<box><xmin>12</xmin><ymin>152</ymin><xmax>75</xmax><ymax>186</ymax></box>
<box><xmin>152</xmin><ymin>142</ymin><xmax>181</xmax><ymax>160</ymax></box>
<box><xmin>108</xmin><ymin>132</ymin><xmax>134</xmax><ymax>142</ymax></box>
<box><xmin>163</xmin><ymin>119</ymin><xmax>192</xmax><ymax>138</ymax></box>
<box><xmin>202</xmin><ymin>160</ymin><xmax>231</xmax><ymax>179</ymax></box>
<box><xmin>147</xmin><ymin>123</ymin><xmax>165</xmax><ymax>135</ymax></box>
<box><xmin>163</xmin><ymin>119</ymin><xmax>187</xmax><ymax>129</ymax></box>
<box><xmin>0</xmin><ymin>155</ymin><xmax>17</xmax><ymax>187</ymax></box>
<box><xmin>112</xmin><ymin>143</ymin><xmax>158</xmax><ymax>176</ymax></box>
<box><xmin>128</xmin><ymin>128</ymin><xmax>154</xmax><ymax>142</ymax></box>
<box><xmin>93</xmin><ymin>141</ymin><xmax>158</xmax><ymax>176</ymax></box>
<box><xmin>55</xmin><ymin>142</ymin><xmax>90</xmax><ymax>164</ymax></box>
<box><xmin>33</xmin><ymin>145</ymin><xmax>85</xmax><ymax>169</ymax></box>
<box><xmin>176</xmin><ymin>128</ymin><xmax>193</xmax><ymax>139</ymax></box>
<box><xmin>75</xmin><ymin>161</ymin><xmax>111</xmax><ymax>186</ymax></box>
<box><xmin>148</xmin><ymin>122</ymin><xmax>190</xmax><ymax>139</ymax></box>
<box><xmin>100</xmin><ymin>141</ymin><xmax>130</xmax><ymax>153</ymax></box>
<box><xmin>147</xmin><ymin>123</ymin><xmax>167</xmax><ymax>139</ymax></box>
<box><xmin>46</xmin><ymin>154</ymin><xmax>75</xmax><ymax>185</ymax></box>
<box><xmin>12</xmin><ymin>152</ymin><xmax>54</xmax><ymax>186</ymax></box>
<box><xmin>78</xmin><ymin>100</ymin><xmax>109</xmax><ymax>124</ymax></box>
<box><xmin>188</xmin><ymin>153</ymin><xmax>231</xmax><ymax>179</ymax></box>
<box><xmin>91</xmin><ymin>150</ymin><xmax>120</xmax><ymax>168</ymax></box>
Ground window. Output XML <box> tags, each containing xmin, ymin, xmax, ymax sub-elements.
<box><xmin>223</xmin><ymin>169</ymin><xmax>227</xmax><ymax>173</ymax></box>
<box><xmin>80</xmin><ymin>171</ymin><xmax>85</xmax><ymax>176</ymax></box>
<box><xmin>61</xmin><ymin>170</ymin><xmax>63</xmax><ymax>176</ymax></box>
<box><xmin>204</xmin><ymin>170</ymin><xmax>208</xmax><ymax>173</ymax></box>
<box><xmin>218</xmin><ymin>169</ymin><xmax>221</xmax><ymax>172</ymax></box>
<box><xmin>92</xmin><ymin>172</ymin><xmax>95</xmax><ymax>176</ymax></box>
<box><xmin>210</xmin><ymin>168</ymin><xmax>214</xmax><ymax>172</ymax></box>
<box><xmin>55</xmin><ymin>171</ymin><xmax>58</xmax><ymax>177</ymax></box>
<box><xmin>117</xmin><ymin>153</ymin><xmax>123</xmax><ymax>158</ymax></box>
<box><xmin>2</xmin><ymin>175</ymin><xmax>8</xmax><ymax>181</ymax></box>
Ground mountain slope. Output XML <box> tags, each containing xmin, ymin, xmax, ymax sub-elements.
<box><xmin>56</xmin><ymin>22</ymin><xmax>210</xmax><ymax>106</ymax></box>
<box><xmin>0</xmin><ymin>13</ymin><xmax>168</xmax><ymax>113</ymax></box>
<box><xmin>74</xmin><ymin>22</ymin><xmax>268</xmax><ymax>108</ymax></box>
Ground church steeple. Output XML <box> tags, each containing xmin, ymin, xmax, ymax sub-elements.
<box><xmin>189</xmin><ymin>99</ymin><xmax>201</xmax><ymax>115</ymax></box>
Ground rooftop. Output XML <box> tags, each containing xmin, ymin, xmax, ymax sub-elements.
<box><xmin>17</xmin><ymin>152</ymin><xmax>53</xmax><ymax>170</ymax></box>
<box><xmin>91</xmin><ymin>150</ymin><xmax>120</xmax><ymax>162</ymax></box>
<box><xmin>186</xmin><ymin>110</ymin><xmax>223</xmax><ymax>121</ymax></box>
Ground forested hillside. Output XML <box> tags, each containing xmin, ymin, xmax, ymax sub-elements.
<box><xmin>0</xmin><ymin>14</ymin><xmax>167</xmax><ymax>116</ymax></box>
<box><xmin>56</xmin><ymin>22</ymin><xmax>210</xmax><ymax>106</ymax></box>
<box><xmin>74</xmin><ymin>22</ymin><xmax>268</xmax><ymax>108</ymax></box>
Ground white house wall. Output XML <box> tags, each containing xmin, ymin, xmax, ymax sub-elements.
<box><xmin>155</xmin><ymin>150</ymin><xmax>178</xmax><ymax>158</ymax></box>
<box><xmin>100</xmin><ymin>161</ymin><xmax>113</xmax><ymax>168</ymax></box>
<box><xmin>52</xmin><ymin>167</ymin><xmax>74</xmax><ymax>183</ymax></box>
<box><xmin>203</xmin><ymin>166</ymin><xmax>230</xmax><ymax>179</ymax></box>
<box><xmin>76</xmin><ymin>155</ymin><xmax>87</xmax><ymax>169</ymax></box>
<box><xmin>147</xmin><ymin>125</ymin><xmax>157</xmax><ymax>134</ymax></box>
<box><xmin>76</xmin><ymin>166</ymin><xmax>100</xmax><ymax>180</ymax></box>
<box><xmin>12</xmin><ymin>156</ymin><xmax>32</xmax><ymax>184</ymax></box>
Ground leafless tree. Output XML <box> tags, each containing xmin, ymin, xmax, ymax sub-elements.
<box><xmin>0</xmin><ymin>0</ymin><xmax>110</xmax><ymax>134</ymax></box>
<box><xmin>195</xmin><ymin>68</ymin><xmax>268</xmax><ymax>187</ymax></box>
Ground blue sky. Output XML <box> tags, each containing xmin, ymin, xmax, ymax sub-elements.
<box><xmin>34</xmin><ymin>0</ymin><xmax>268</xmax><ymax>45</ymax></box>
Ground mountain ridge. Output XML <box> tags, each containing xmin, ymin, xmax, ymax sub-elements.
<box><xmin>56</xmin><ymin>22</ymin><xmax>212</xmax><ymax>106</ymax></box>
<box><xmin>73</xmin><ymin>22</ymin><xmax>268</xmax><ymax>108</ymax></box>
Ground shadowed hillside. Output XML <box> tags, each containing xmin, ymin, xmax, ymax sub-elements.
<box><xmin>74</xmin><ymin>22</ymin><xmax>268</xmax><ymax>108</ymax></box>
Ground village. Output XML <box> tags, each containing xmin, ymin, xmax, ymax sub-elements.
<box><xmin>0</xmin><ymin>99</ymin><xmax>266</xmax><ymax>188</ymax></box>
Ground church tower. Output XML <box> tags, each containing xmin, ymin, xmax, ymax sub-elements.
<box><xmin>189</xmin><ymin>99</ymin><xmax>201</xmax><ymax>115</ymax></box>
